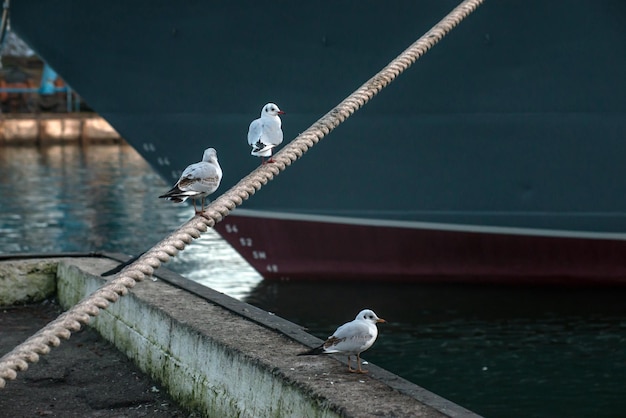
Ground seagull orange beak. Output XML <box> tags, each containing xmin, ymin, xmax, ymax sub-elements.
<box><xmin>278</xmin><ymin>110</ymin><xmax>286</xmax><ymax>115</ymax></box>
<box><xmin>376</xmin><ymin>318</ymin><xmax>386</xmax><ymax>323</ymax></box>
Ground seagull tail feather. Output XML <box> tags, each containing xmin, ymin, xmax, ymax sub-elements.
<box><xmin>159</xmin><ymin>186</ymin><xmax>188</xmax><ymax>202</ymax></box>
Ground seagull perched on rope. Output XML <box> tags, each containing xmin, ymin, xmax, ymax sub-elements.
<box><xmin>159</xmin><ymin>147</ymin><xmax>222</xmax><ymax>214</ymax></box>
<box><xmin>247</xmin><ymin>102</ymin><xmax>285</xmax><ymax>164</ymax></box>
<box><xmin>298</xmin><ymin>309</ymin><xmax>386</xmax><ymax>373</ymax></box>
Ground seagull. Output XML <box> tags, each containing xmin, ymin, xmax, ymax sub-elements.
<box><xmin>247</xmin><ymin>102</ymin><xmax>285</xmax><ymax>164</ymax></box>
<box><xmin>158</xmin><ymin>147</ymin><xmax>222</xmax><ymax>214</ymax></box>
<box><xmin>298</xmin><ymin>309</ymin><xmax>386</xmax><ymax>374</ymax></box>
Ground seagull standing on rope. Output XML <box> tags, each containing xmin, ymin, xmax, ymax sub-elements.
<box><xmin>159</xmin><ymin>147</ymin><xmax>222</xmax><ymax>214</ymax></box>
<box><xmin>298</xmin><ymin>309</ymin><xmax>386</xmax><ymax>373</ymax></box>
<box><xmin>248</xmin><ymin>102</ymin><xmax>285</xmax><ymax>164</ymax></box>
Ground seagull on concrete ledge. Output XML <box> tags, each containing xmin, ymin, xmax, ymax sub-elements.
<box><xmin>298</xmin><ymin>309</ymin><xmax>386</xmax><ymax>373</ymax></box>
<box><xmin>159</xmin><ymin>147</ymin><xmax>222</xmax><ymax>214</ymax></box>
<box><xmin>247</xmin><ymin>102</ymin><xmax>285</xmax><ymax>164</ymax></box>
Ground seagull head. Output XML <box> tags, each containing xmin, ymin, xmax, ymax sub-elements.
<box><xmin>262</xmin><ymin>102</ymin><xmax>285</xmax><ymax>117</ymax></box>
<box><xmin>356</xmin><ymin>309</ymin><xmax>386</xmax><ymax>324</ymax></box>
<box><xmin>202</xmin><ymin>147</ymin><xmax>218</xmax><ymax>163</ymax></box>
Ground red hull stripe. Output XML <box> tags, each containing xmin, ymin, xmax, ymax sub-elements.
<box><xmin>215</xmin><ymin>212</ymin><xmax>626</xmax><ymax>284</ymax></box>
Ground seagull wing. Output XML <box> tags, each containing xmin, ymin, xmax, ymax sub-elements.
<box><xmin>179</xmin><ymin>162</ymin><xmax>221</xmax><ymax>194</ymax></box>
<box><xmin>177</xmin><ymin>162</ymin><xmax>204</xmax><ymax>190</ymax></box>
<box><xmin>248</xmin><ymin>119</ymin><xmax>264</xmax><ymax>146</ymax></box>
<box><xmin>322</xmin><ymin>321</ymin><xmax>375</xmax><ymax>354</ymax></box>
<box><xmin>195</xmin><ymin>164</ymin><xmax>222</xmax><ymax>192</ymax></box>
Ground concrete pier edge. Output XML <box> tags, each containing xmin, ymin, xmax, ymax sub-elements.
<box><xmin>0</xmin><ymin>253</ymin><xmax>482</xmax><ymax>417</ymax></box>
<box><xmin>0</xmin><ymin>113</ymin><xmax>122</xmax><ymax>143</ymax></box>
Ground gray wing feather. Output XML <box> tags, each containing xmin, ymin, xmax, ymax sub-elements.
<box><xmin>332</xmin><ymin>321</ymin><xmax>371</xmax><ymax>340</ymax></box>
<box><xmin>248</xmin><ymin>119</ymin><xmax>263</xmax><ymax>146</ymax></box>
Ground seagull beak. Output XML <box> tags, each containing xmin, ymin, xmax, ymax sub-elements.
<box><xmin>376</xmin><ymin>318</ymin><xmax>386</xmax><ymax>323</ymax></box>
<box><xmin>278</xmin><ymin>110</ymin><xmax>286</xmax><ymax>115</ymax></box>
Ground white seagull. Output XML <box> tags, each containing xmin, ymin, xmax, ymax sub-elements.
<box><xmin>298</xmin><ymin>309</ymin><xmax>386</xmax><ymax>374</ymax></box>
<box><xmin>247</xmin><ymin>102</ymin><xmax>285</xmax><ymax>164</ymax></box>
<box><xmin>159</xmin><ymin>147</ymin><xmax>222</xmax><ymax>214</ymax></box>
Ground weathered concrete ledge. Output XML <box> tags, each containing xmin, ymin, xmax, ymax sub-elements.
<box><xmin>0</xmin><ymin>113</ymin><xmax>122</xmax><ymax>143</ymax></box>
<box><xmin>1</xmin><ymin>255</ymin><xmax>481</xmax><ymax>417</ymax></box>
<box><xmin>0</xmin><ymin>257</ymin><xmax>58</xmax><ymax>306</ymax></box>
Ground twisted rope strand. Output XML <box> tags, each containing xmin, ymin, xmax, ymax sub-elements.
<box><xmin>0</xmin><ymin>0</ymin><xmax>484</xmax><ymax>388</ymax></box>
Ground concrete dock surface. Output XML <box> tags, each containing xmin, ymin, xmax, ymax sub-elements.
<box><xmin>0</xmin><ymin>255</ymin><xmax>481</xmax><ymax>417</ymax></box>
<box><xmin>0</xmin><ymin>302</ymin><xmax>191</xmax><ymax>417</ymax></box>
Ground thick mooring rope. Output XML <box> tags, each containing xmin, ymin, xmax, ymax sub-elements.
<box><xmin>0</xmin><ymin>0</ymin><xmax>484</xmax><ymax>388</ymax></box>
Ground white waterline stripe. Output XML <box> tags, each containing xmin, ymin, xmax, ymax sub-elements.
<box><xmin>229</xmin><ymin>209</ymin><xmax>626</xmax><ymax>241</ymax></box>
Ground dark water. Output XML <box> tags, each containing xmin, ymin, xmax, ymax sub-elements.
<box><xmin>249</xmin><ymin>282</ymin><xmax>626</xmax><ymax>418</ymax></box>
<box><xmin>2</xmin><ymin>144</ymin><xmax>626</xmax><ymax>418</ymax></box>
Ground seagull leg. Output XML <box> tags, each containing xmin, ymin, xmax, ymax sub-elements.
<box><xmin>199</xmin><ymin>198</ymin><xmax>214</xmax><ymax>220</ymax></box>
<box><xmin>347</xmin><ymin>355</ymin><xmax>355</xmax><ymax>372</ymax></box>
<box><xmin>354</xmin><ymin>353</ymin><xmax>368</xmax><ymax>374</ymax></box>
<box><xmin>192</xmin><ymin>199</ymin><xmax>198</xmax><ymax>214</ymax></box>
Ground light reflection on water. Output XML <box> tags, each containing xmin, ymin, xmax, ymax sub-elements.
<box><xmin>0</xmin><ymin>143</ymin><xmax>261</xmax><ymax>299</ymax></box>
<box><xmin>2</xmin><ymin>144</ymin><xmax>626</xmax><ymax>417</ymax></box>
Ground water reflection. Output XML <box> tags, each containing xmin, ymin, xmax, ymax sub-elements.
<box><xmin>0</xmin><ymin>143</ymin><xmax>261</xmax><ymax>299</ymax></box>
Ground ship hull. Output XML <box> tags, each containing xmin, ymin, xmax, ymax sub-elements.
<box><xmin>10</xmin><ymin>1</ymin><xmax>626</xmax><ymax>283</ymax></box>
<box><xmin>217</xmin><ymin>211</ymin><xmax>626</xmax><ymax>284</ymax></box>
